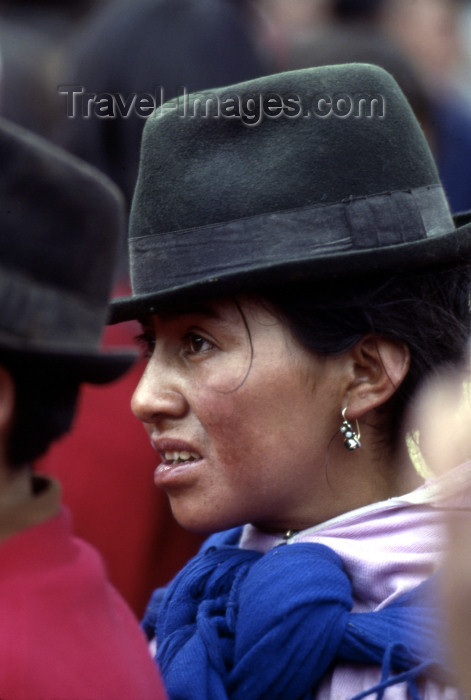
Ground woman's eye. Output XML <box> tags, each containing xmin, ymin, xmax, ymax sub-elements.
<box><xmin>135</xmin><ymin>332</ymin><xmax>155</xmax><ymax>358</ymax></box>
<box><xmin>183</xmin><ymin>333</ymin><xmax>214</xmax><ymax>355</ymax></box>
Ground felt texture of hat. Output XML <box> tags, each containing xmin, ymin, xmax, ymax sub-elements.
<box><xmin>0</xmin><ymin>119</ymin><xmax>135</xmax><ymax>382</ymax></box>
<box><xmin>110</xmin><ymin>63</ymin><xmax>471</xmax><ymax>323</ymax></box>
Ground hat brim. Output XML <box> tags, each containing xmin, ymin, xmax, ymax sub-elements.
<box><xmin>0</xmin><ymin>339</ymin><xmax>137</xmax><ymax>384</ymax></box>
<box><xmin>109</xmin><ymin>218</ymin><xmax>471</xmax><ymax>324</ymax></box>
<box><xmin>452</xmin><ymin>210</ymin><xmax>471</xmax><ymax>227</ymax></box>
<box><xmin>47</xmin><ymin>349</ymin><xmax>137</xmax><ymax>384</ymax></box>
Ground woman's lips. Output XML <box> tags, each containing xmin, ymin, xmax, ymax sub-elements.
<box><xmin>154</xmin><ymin>455</ymin><xmax>203</xmax><ymax>488</ymax></box>
<box><xmin>150</xmin><ymin>436</ymin><xmax>202</xmax><ymax>459</ymax></box>
<box><xmin>151</xmin><ymin>437</ymin><xmax>203</xmax><ymax>487</ymax></box>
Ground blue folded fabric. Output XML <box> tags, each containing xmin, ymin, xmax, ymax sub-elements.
<box><xmin>143</xmin><ymin>532</ymin><xmax>451</xmax><ymax>700</ymax></box>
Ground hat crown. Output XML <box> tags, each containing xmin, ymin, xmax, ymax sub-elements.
<box><xmin>130</xmin><ymin>63</ymin><xmax>439</xmax><ymax>239</ymax></box>
<box><xmin>0</xmin><ymin>120</ymin><xmax>134</xmax><ymax>381</ymax></box>
<box><xmin>0</xmin><ymin>120</ymin><xmax>123</xmax><ymax>303</ymax></box>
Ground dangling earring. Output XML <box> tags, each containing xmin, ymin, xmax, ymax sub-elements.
<box><xmin>340</xmin><ymin>407</ymin><xmax>361</xmax><ymax>451</ymax></box>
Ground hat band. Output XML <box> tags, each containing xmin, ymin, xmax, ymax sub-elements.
<box><xmin>130</xmin><ymin>185</ymin><xmax>453</xmax><ymax>294</ymax></box>
<box><xmin>0</xmin><ymin>267</ymin><xmax>106</xmax><ymax>350</ymax></box>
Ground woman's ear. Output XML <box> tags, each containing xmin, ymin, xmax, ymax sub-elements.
<box><xmin>345</xmin><ymin>335</ymin><xmax>410</xmax><ymax>418</ymax></box>
<box><xmin>0</xmin><ymin>366</ymin><xmax>15</xmax><ymax>433</ymax></box>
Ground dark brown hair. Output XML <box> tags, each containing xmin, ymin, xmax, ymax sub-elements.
<box><xmin>260</xmin><ymin>263</ymin><xmax>471</xmax><ymax>447</ymax></box>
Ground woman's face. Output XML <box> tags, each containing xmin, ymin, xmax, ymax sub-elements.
<box><xmin>131</xmin><ymin>297</ymin><xmax>349</xmax><ymax>534</ymax></box>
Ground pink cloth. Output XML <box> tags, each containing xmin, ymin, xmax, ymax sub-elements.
<box><xmin>0</xmin><ymin>506</ymin><xmax>167</xmax><ymax>700</ymax></box>
<box><xmin>240</xmin><ymin>463</ymin><xmax>471</xmax><ymax>698</ymax></box>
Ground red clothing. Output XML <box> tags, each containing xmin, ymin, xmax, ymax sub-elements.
<box><xmin>0</xmin><ymin>506</ymin><xmax>166</xmax><ymax>700</ymax></box>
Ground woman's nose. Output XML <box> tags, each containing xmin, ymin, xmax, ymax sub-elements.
<box><xmin>131</xmin><ymin>358</ymin><xmax>187</xmax><ymax>425</ymax></box>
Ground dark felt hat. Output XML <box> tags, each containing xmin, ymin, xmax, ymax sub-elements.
<box><xmin>110</xmin><ymin>63</ymin><xmax>471</xmax><ymax>323</ymax></box>
<box><xmin>0</xmin><ymin>118</ymin><xmax>135</xmax><ymax>382</ymax></box>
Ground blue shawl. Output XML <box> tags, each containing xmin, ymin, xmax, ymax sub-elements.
<box><xmin>143</xmin><ymin>528</ymin><xmax>452</xmax><ymax>700</ymax></box>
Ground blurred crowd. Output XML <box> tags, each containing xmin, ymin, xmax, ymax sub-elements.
<box><xmin>1</xmin><ymin>0</ymin><xmax>471</xmax><ymax>626</ymax></box>
<box><xmin>3</xmin><ymin>0</ymin><xmax>471</xmax><ymax>213</ymax></box>
<box><xmin>1</xmin><ymin>0</ymin><xmax>271</xmax><ymax>210</ymax></box>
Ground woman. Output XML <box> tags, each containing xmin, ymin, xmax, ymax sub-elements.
<box><xmin>111</xmin><ymin>64</ymin><xmax>471</xmax><ymax>698</ymax></box>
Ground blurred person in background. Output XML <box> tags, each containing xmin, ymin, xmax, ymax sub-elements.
<box><xmin>409</xmin><ymin>347</ymin><xmax>471</xmax><ymax>700</ymax></box>
<box><xmin>0</xmin><ymin>0</ymin><xmax>97</xmax><ymax>138</ymax></box>
<box><xmin>0</xmin><ymin>118</ymin><xmax>166</xmax><ymax>699</ymax></box>
<box><xmin>58</xmin><ymin>0</ymin><xmax>271</xmax><ymax>205</ymax></box>
<box><xmin>374</xmin><ymin>0</ymin><xmax>471</xmax><ymax>214</ymax></box>
<box><xmin>254</xmin><ymin>0</ymin><xmax>331</xmax><ymax>66</ymax></box>
<box><xmin>284</xmin><ymin>0</ymin><xmax>471</xmax><ymax>215</ymax></box>
<box><xmin>376</xmin><ymin>0</ymin><xmax>467</xmax><ymax>92</ymax></box>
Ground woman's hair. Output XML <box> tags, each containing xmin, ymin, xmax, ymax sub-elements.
<box><xmin>259</xmin><ymin>263</ymin><xmax>471</xmax><ymax>448</ymax></box>
<box><xmin>0</xmin><ymin>352</ymin><xmax>81</xmax><ymax>469</ymax></box>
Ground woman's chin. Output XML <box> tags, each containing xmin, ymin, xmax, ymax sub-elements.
<box><xmin>169</xmin><ymin>501</ymin><xmax>243</xmax><ymax>535</ymax></box>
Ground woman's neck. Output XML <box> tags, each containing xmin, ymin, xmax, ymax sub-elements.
<box><xmin>0</xmin><ymin>463</ymin><xmax>32</xmax><ymax>511</ymax></box>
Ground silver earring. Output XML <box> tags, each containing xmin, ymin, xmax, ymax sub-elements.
<box><xmin>340</xmin><ymin>408</ymin><xmax>361</xmax><ymax>450</ymax></box>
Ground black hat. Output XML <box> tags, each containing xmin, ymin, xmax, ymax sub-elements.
<box><xmin>0</xmin><ymin>119</ymin><xmax>135</xmax><ymax>382</ymax></box>
<box><xmin>111</xmin><ymin>63</ymin><xmax>471</xmax><ymax>323</ymax></box>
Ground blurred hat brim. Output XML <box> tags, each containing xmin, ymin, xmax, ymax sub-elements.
<box><xmin>0</xmin><ymin>339</ymin><xmax>137</xmax><ymax>384</ymax></box>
